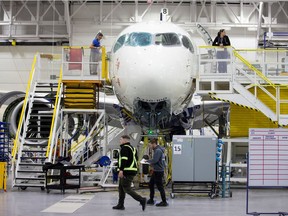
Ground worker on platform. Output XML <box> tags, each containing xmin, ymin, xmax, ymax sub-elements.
<box><xmin>89</xmin><ymin>32</ymin><xmax>103</xmax><ymax>75</ymax></box>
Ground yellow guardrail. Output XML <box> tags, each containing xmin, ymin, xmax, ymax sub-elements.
<box><xmin>198</xmin><ymin>46</ymin><xmax>286</xmax><ymax>89</ymax></box>
<box><xmin>198</xmin><ymin>45</ymin><xmax>233</xmax><ymax>49</ymax></box>
<box><xmin>101</xmin><ymin>46</ymin><xmax>109</xmax><ymax>81</ymax></box>
<box><xmin>233</xmin><ymin>48</ymin><xmax>288</xmax><ymax>88</ymax></box>
<box><xmin>11</xmin><ymin>54</ymin><xmax>38</xmax><ymax>159</ymax></box>
<box><xmin>233</xmin><ymin>50</ymin><xmax>276</xmax><ymax>89</ymax></box>
<box><xmin>46</xmin><ymin>67</ymin><xmax>63</xmax><ymax>158</ymax></box>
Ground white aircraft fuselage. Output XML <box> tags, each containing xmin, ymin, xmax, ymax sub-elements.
<box><xmin>109</xmin><ymin>22</ymin><xmax>197</xmax><ymax>130</ymax></box>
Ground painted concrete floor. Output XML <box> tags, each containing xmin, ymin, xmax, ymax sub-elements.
<box><xmin>1</xmin><ymin>185</ymin><xmax>288</xmax><ymax>216</ymax></box>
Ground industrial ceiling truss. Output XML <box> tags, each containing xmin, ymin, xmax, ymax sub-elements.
<box><xmin>0</xmin><ymin>0</ymin><xmax>287</xmax><ymax>45</ymax></box>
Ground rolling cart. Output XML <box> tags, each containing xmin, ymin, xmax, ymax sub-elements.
<box><xmin>43</xmin><ymin>163</ymin><xmax>84</xmax><ymax>194</ymax></box>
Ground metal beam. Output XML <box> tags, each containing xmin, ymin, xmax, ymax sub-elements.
<box><xmin>256</xmin><ymin>2</ymin><xmax>263</xmax><ymax>43</ymax></box>
<box><xmin>140</xmin><ymin>2</ymin><xmax>153</xmax><ymax>20</ymax></box>
<box><xmin>224</xmin><ymin>1</ymin><xmax>241</xmax><ymax>23</ymax></box>
<box><xmin>63</xmin><ymin>1</ymin><xmax>71</xmax><ymax>41</ymax></box>
<box><xmin>102</xmin><ymin>0</ymin><xmax>123</xmax><ymax>22</ymax></box>
<box><xmin>167</xmin><ymin>0</ymin><xmax>183</xmax><ymax>22</ymax></box>
<box><xmin>0</xmin><ymin>0</ymin><xmax>287</xmax><ymax>44</ymax></box>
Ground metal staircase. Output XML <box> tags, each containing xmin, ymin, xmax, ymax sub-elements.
<box><xmin>13</xmin><ymin>82</ymin><xmax>60</xmax><ymax>189</ymax></box>
<box><xmin>11</xmin><ymin>53</ymin><xmax>62</xmax><ymax>189</ymax></box>
<box><xmin>197</xmin><ymin>47</ymin><xmax>288</xmax><ymax>126</ymax></box>
<box><xmin>12</xmin><ymin>46</ymin><xmax>138</xmax><ymax>190</ymax></box>
<box><xmin>45</xmin><ymin>46</ymin><xmax>112</xmax><ymax>167</ymax></box>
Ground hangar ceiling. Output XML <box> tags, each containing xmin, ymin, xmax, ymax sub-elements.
<box><xmin>0</xmin><ymin>0</ymin><xmax>287</xmax><ymax>45</ymax></box>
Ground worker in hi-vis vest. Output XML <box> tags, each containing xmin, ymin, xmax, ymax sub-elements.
<box><xmin>112</xmin><ymin>135</ymin><xmax>147</xmax><ymax>211</ymax></box>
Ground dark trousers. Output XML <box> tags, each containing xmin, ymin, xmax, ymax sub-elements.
<box><xmin>149</xmin><ymin>171</ymin><xmax>166</xmax><ymax>202</ymax></box>
<box><xmin>118</xmin><ymin>175</ymin><xmax>144</xmax><ymax>206</ymax></box>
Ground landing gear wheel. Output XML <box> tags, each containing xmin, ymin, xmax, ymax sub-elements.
<box><xmin>20</xmin><ymin>186</ymin><xmax>27</xmax><ymax>190</ymax></box>
<box><xmin>230</xmin><ymin>191</ymin><xmax>233</xmax><ymax>197</ymax></box>
<box><xmin>41</xmin><ymin>186</ymin><xmax>45</xmax><ymax>191</ymax></box>
<box><xmin>46</xmin><ymin>189</ymin><xmax>50</xmax><ymax>193</ymax></box>
<box><xmin>170</xmin><ymin>193</ymin><xmax>175</xmax><ymax>199</ymax></box>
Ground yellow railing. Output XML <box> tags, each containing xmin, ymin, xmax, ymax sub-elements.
<box><xmin>101</xmin><ymin>46</ymin><xmax>109</xmax><ymax>81</ymax></box>
<box><xmin>46</xmin><ymin>67</ymin><xmax>63</xmax><ymax>158</ymax></box>
<box><xmin>11</xmin><ymin>54</ymin><xmax>38</xmax><ymax>159</ymax></box>
<box><xmin>233</xmin><ymin>48</ymin><xmax>288</xmax><ymax>87</ymax></box>
<box><xmin>233</xmin><ymin>50</ymin><xmax>276</xmax><ymax>88</ymax></box>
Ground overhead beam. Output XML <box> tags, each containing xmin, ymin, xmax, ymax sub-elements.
<box><xmin>63</xmin><ymin>1</ymin><xmax>71</xmax><ymax>41</ymax></box>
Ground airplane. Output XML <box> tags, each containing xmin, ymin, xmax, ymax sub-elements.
<box><xmin>0</xmin><ymin>21</ymin><xmax>229</xmax><ymax>142</ymax></box>
<box><xmin>108</xmin><ymin>21</ymin><xmax>228</xmax><ymax>138</ymax></box>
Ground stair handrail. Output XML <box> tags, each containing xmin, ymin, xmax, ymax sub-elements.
<box><xmin>101</xmin><ymin>46</ymin><xmax>109</xmax><ymax>82</ymax></box>
<box><xmin>46</xmin><ymin>68</ymin><xmax>63</xmax><ymax>162</ymax></box>
<box><xmin>233</xmin><ymin>49</ymin><xmax>276</xmax><ymax>89</ymax></box>
<box><xmin>70</xmin><ymin>111</ymin><xmax>105</xmax><ymax>164</ymax></box>
<box><xmin>52</xmin><ymin>120</ymin><xmax>65</xmax><ymax>164</ymax></box>
<box><xmin>233</xmin><ymin>49</ymin><xmax>288</xmax><ymax>122</ymax></box>
<box><xmin>11</xmin><ymin>54</ymin><xmax>38</xmax><ymax>160</ymax></box>
<box><xmin>233</xmin><ymin>65</ymin><xmax>277</xmax><ymax>102</ymax></box>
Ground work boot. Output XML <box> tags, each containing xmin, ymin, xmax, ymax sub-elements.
<box><xmin>112</xmin><ymin>205</ymin><xmax>125</xmax><ymax>210</ymax></box>
<box><xmin>156</xmin><ymin>201</ymin><xmax>168</xmax><ymax>207</ymax></box>
<box><xmin>140</xmin><ymin>198</ymin><xmax>147</xmax><ymax>211</ymax></box>
<box><xmin>147</xmin><ymin>199</ymin><xmax>155</xmax><ymax>205</ymax></box>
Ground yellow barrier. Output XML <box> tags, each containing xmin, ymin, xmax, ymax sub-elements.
<box><xmin>0</xmin><ymin>162</ymin><xmax>7</xmax><ymax>191</ymax></box>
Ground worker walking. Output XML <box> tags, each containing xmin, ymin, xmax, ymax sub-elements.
<box><xmin>113</xmin><ymin>135</ymin><xmax>147</xmax><ymax>211</ymax></box>
<box><xmin>146</xmin><ymin>138</ymin><xmax>168</xmax><ymax>207</ymax></box>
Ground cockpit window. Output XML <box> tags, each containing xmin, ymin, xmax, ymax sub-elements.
<box><xmin>113</xmin><ymin>34</ymin><xmax>126</xmax><ymax>53</ymax></box>
<box><xmin>126</xmin><ymin>32</ymin><xmax>152</xmax><ymax>47</ymax></box>
<box><xmin>155</xmin><ymin>33</ymin><xmax>180</xmax><ymax>46</ymax></box>
<box><xmin>182</xmin><ymin>35</ymin><xmax>194</xmax><ymax>53</ymax></box>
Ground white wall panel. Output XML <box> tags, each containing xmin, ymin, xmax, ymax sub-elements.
<box><xmin>0</xmin><ymin>46</ymin><xmax>61</xmax><ymax>92</ymax></box>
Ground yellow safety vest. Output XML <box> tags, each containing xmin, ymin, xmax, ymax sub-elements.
<box><xmin>119</xmin><ymin>145</ymin><xmax>138</xmax><ymax>172</ymax></box>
